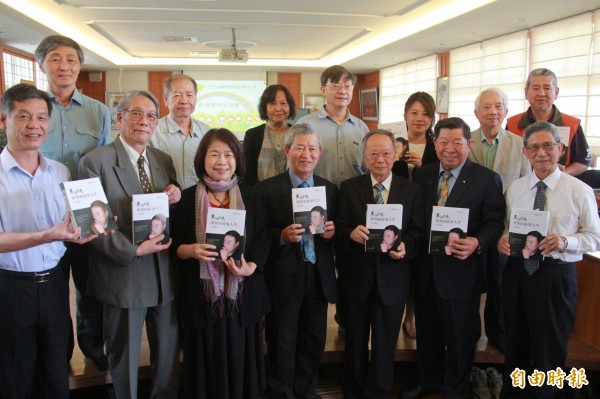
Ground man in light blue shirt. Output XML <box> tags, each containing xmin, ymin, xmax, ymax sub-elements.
<box><xmin>297</xmin><ymin>65</ymin><xmax>368</xmax><ymax>187</ymax></box>
<box><xmin>150</xmin><ymin>74</ymin><xmax>210</xmax><ymax>189</ymax></box>
<box><xmin>35</xmin><ymin>34</ymin><xmax>111</xmax><ymax>369</ymax></box>
<box><xmin>0</xmin><ymin>83</ymin><xmax>94</xmax><ymax>399</ymax></box>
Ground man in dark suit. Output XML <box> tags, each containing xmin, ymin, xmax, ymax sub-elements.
<box><xmin>402</xmin><ymin>117</ymin><xmax>505</xmax><ymax>399</ymax></box>
<box><xmin>78</xmin><ymin>90</ymin><xmax>181</xmax><ymax>399</ymax></box>
<box><xmin>336</xmin><ymin>129</ymin><xmax>424</xmax><ymax>398</ymax></box>
<box><xmin>258</xmin><ymin>123</ymin><xmax>337</xmax><ymax>399</ymax></box>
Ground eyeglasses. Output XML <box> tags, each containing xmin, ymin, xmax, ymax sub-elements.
<box><xmin>124</xmin><ymin>109</ymin><xmax>158</xmax><ymax>123</ymax></box>
<box><xmin>525</xmin><ymin>142</ymin><xmax>558</xmax><ymax>153</ymax></box>
<box><xmin>365</xmin><ymin>151</ymin><xmax>394</xmax><ymax>160</ymax></box>
<box><xmin>324</xmin><ymin>83</ymin><xmax>355</xmax><ymax>92</ymax></box>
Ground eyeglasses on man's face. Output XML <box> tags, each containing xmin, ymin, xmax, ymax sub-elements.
<box><xmin>525</xmin><ymin>142</ymin><xmax>558</xmax><ymax>154</ymax></box>
<box><xmin>124</xmin><ymin>109</ymin><xmax>158</xmax><ymax>123</ymax></box>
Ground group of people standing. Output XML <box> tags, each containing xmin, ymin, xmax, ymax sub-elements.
<box><xmin>0</xmin><ymin>32</ymin><xmax>599</xmax><ymax>399</ymax></box>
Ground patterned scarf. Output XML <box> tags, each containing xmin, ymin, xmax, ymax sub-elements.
<box><xmin>195</xmin><ymin>175</ymin><xmax>245</xmax><ymax>316</ymax></box>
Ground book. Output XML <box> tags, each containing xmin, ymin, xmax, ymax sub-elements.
<box><xmin>205</xmin><ymin>207</ymin><xmax>247</xmax><ymax>261</ymax></box>
<box><xmin>429</xmin><ymin>206</ymin><xmax>469</xmax><ymax>255</ymax></box>
<box><xmin>60</xmin><ymin>177</ymin><xmax>118</xmax><ymax>238</ymax></box>
<box><xmin>508</xmin><ymin>208</ymin><xmax>550</xmax><ymax>259</ymax></box>
<box><xmin>132</xmin><ymin>193</ymin><xmax>170</xmax><ymax>245</ymax></box>
<box><xmin>292</xmin><ymin>186</ymin><xmax>327</xmax><ymax>235</ymax></box>
<box><xmin>365</xmin><ymin>204</ymin><xmax>403</xmax><ymax>253</ymax></box>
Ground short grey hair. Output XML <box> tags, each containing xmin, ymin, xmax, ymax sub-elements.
<box><xmin>523</xmin><ymin>121</ymin><xmax>561</xmax><ymax>147</ymax></box>
<box><xmin>526</xmin><ymin>68</ymin><xmax>558</xmax><ymax>90</ymax></box>
<box><xmin>362</xmin><ymin>129</ymin><xmax>395</xmax><ymax>147</ymax></box>
<box><xmin>117</xmin><ymin>90</ymin><xmax>160</xmax><ymax>117</ymax></box>
<box><xmin>34</xmin><ymin>35</ymin><xmax>84</xmax><ymax>65</ymax></box>
<box><xmin>163</xmin><ymin>74</ymin><xmax>198</xmax><ymax>96</ymax></box>
<box><xmin>285</xmin><ymin>123</ymin><xmax>321</xmax><ymax>149</ymax></box>
<box><xmin>474</xmin><ymin>87</ymin><xmax>508</xmax><ymax>110</ymax></box>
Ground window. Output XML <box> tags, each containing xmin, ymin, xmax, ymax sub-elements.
<box><xmin>3</xmin><ymin>51</ymin><xmax>34</xmax><ymax>89</ymax></box>
<box><xmin>36</xmin><ymin>63</ymin><xmax>48</xmax><ymax>92</ymax></box>
<box><xmin>379</xmin><ymin>55</ymin><xmax>437</xmax><ymax>124</ymax></box>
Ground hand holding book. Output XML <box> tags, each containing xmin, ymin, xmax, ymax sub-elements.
<box><xmin>223</xmin><ymin>254</ymin><xmax>257</xmax><ymax>277</ymax></box>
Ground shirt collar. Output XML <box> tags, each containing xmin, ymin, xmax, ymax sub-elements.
<box><xmin>0</xmin><ymin>148</ymin><xmax>51</xmax><ymax>175</ymax></box>
<box><xmin>527</xmin><ymin>166</ymin><xmax>562</xmax><ymax>192</ymax></box>
<box><xmin>289</xmin><ymin>168</ymin><xmax>315</xmax><ymax>187</ymax></box>
<box><xmin>316</xmin><ymin>106</ymin><xmax>354</xmax><ymax>124</ymax></box>
<box><xmin>481</xmin><ymin>132</ymin><xmax>500</xmax><ymax>145</ymax></box>
<box><xmin>438</xmin><ymin>160</ymin><xmax>466</xmax><ymax>179</ymax></box>
<box><xmin>119</xmin><ymin>135</ymin><xmax>148</xmax><ymax>165</ymax></box>
<box><xmin>48</xmin><ymin>88</ymin><xmax>83</xmax><ymax>107</ymax></box>
<box><xmin>162</xmin><ymin>114</ymin><xmax>203</xmax><ymax>138</ymax></box>
<box><xmin>370</xmin><ymin>172</ymin><xmax>393</xmax><ymax>191</ymax></box>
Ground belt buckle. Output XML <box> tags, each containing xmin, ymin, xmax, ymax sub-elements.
<box><xmin>34</xmin><ymin>272</ymin><xmax>50</xmax><ymax>283</ymax></box>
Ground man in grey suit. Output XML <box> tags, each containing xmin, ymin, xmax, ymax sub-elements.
<box><xmin>468</xmin><ymin>87</ymin><xmax>530</xmax><ymax>353</ymax></box>
<box><xmin>79</xmin><ymin>90</ymin><xmax>181</xmax><ymax>399</ymax></box>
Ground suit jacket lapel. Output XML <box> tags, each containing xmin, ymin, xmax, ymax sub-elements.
<box><xmin>280</xmin><ymin>173</ymin><xmax>294</xmax><ymax>218</ymax></box>
<box><xmin>147</xmin><ymin>148</ymin><xmax>168</xmax><ymax>190</ymax></box>
<box><xmin>492</xmin><ymin>129</ymin><xmax>508</xmax><ymax>171</ymax></box>
<box><xmin>358</xmin><ymin>174</ymin><xmax>376</xmax><ymax>205</ymax></box>
<box><xmin>469</xmin><ymin>129</ymin><xmax>484</xmax><ymax>165</ymax></box>
<box><xmin>446</xmin><ymin>159</ymin><xmax>476</xmax><ymax>206</ymax></box>
<box><xmin>113</xmin><ymin>137</ymin><xmax>144</xmax><ymax>199</ymax></box>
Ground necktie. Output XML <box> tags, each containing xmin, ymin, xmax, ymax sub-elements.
<box><xmin>374</xmin><ymin>183</ymin><xmax>385</xmax><ymax>204</ymax></box>
<box><xmin>533</xmin><ymin>181</ymin><xmax>546</xmax><ymax>211</ymax></box>
<box><xmin>525</xmin><ymin>181</ymin><xmax>546</xmax><ymax>275</ymax></box>
<box><xmin>437</xmin><ymin>171</ymin><xmax>451</xmax><ymax>206</ymax></box>
<box><xmin>298</xmin><ymin>181</ymin><xmax>316</xmax><ymax>264</ymax></box>
<box><xmin>138</xmin><ymin>155</ymin><xmax>153</xmax><ymax>194</ymax></box>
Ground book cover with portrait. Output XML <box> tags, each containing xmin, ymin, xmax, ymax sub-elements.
<box><xmin>292</xmin><ymin>186</ymin><xmax>327</xmax><ymax>236</ymax></box>
<box><xmin>365</xmin><ymin>204</ymin><xmax>403</xmax><ymax>253</ymax></box>
<box><xmin>132</xmin><ymin>193</ymin><xmax>170</xmax><ymax>245</ymax></box>
<box><xmin>429</xmin><ymin>206</ymin><xmax>469</xmax><ymax>255</ymax></box>
<box><xmin>205</xmin><ymin>208</ymin><xmax>246</xmax><ymax>261</ymax></box>
<box><xmin>60</xmin><ymin>177</ymin><xmax>118</xmax><ymax>238</ymax></box>
<box><xmin>508</xmin><ymin>208</ymin><xmax>549</xmax><ymax>260</ymax></box>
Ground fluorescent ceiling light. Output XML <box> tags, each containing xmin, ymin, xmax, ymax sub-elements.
<box><xmin>0</xmin><ymin>0</ymin><xmax>496</xmax><ymax>68</ymax></box>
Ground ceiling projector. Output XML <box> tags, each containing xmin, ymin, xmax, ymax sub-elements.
<box><xmin>219</xmin><ymin>48</ymin><xmax>249</xmax><ymax>62</ymax></box>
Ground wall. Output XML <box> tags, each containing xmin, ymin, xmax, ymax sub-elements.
<box><xmin>352</xmin><ymin>70</ymin><xmax>380</xmax><ymax>130</ymax></box>
<box><xmin>75</xmin><ymin>71</ymin><xmax>106</xmax><ymax>104</ymax></box>
<box><xmin>105</xmin><ymin>70</ymin><xmax>149</xmax><ymax>92</ymax></box>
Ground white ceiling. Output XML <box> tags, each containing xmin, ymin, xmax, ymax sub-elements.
<box><xmin>0</xmin><ymin>0</ymin><xmax>598</xmax><ymax>73</ymax></box>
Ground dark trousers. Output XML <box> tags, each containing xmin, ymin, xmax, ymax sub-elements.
<box><xmin>415</xmin><ymin>277</ymin><xmax>480</xmax><ymax>399</ymax></box>
<box><xmin>484</xmin><ymin>249</ymin><xmax>508</xmax><ymax>352</ymax></box>
<box><xmin>0</xmin><ymin>266</ymin><xmax>70</xmax><ymax>399</ymax></box>
<box><xmin>343</xmin><ymin>283</ymin><xmax>404</xmax><ymax>399</ymax></box>
<box><xmin>60</xmin><ymin>243</ymin><xmax>104</xmax><ymax>359</ymax></box>
<box><xmin>104</xmin><ymin>300</ymin><xmax>179</xmax><ymax>399</ymax></box>
<box><xmin>501</xmin><ymin>259</ymin><xmax>576</xmax><ymax>399</ymax></box>
<box><xmin>265</xmin><ymin>261</ymin><xmax>328</xmax><ymax>399</ymax></box>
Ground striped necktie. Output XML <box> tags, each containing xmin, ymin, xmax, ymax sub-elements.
<box><xmin>374</xmin><ymin>183</ymin><xmax>385</xmax><ymax>204</ymax></box>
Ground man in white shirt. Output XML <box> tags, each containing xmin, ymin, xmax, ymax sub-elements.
<box><xmin>498</xmin><ymin>121</ymin><xmax>600</xmax><ymax>398</ymax></box>
<box><xmin>0</xmin><ymin>83</ymin><xmax>94</xmax><ymax>398</ymax></box>
<box><xmin>150</xmin><ymin>74</ymin><xmax>210</xmax><ymax>189</ymax></box>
